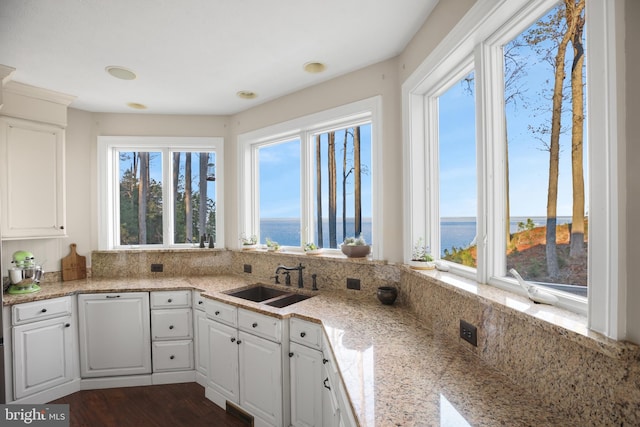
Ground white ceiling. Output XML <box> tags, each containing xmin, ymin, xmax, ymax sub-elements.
<box><xmin>0</xmin><ymin>0</ymin><xmax>438</xmax><ymax>115</ymax></box>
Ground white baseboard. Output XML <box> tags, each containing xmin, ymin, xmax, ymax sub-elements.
<box><xmin>10</xmin><ymin>379</ymin><xmax>80</xmax><ymax>404</ymax></box>
<box><xmin>152</xmin><ymin>370</ymin><xmax>196</xmax><ymax>385</ymax></box>
<box><xmin>80</xmin><ymin>375</ymin><xmax>152</xmax><ymax>390</ymax></box>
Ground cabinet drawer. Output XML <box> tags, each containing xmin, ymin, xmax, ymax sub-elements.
<box><xmin>290</xmin><ymin>317</ymin><xmax>323</xmax><ymax>350</ymax></box>
<box><xmin>12</xmin><ymin>296</ymin><xmax>72</xmax><ymax>325</ymax></box>
<box><xmin>150</xmin><ymin>290</ymin><xmax>192</xmax><ymax>308</ymax></box>
<box><xmin>205</xmin><ymin>299</ymin><xmax>237</xmax><ymax>327</ymax></box>
<box><xmin>193</xmin><ymin>291</ymin><xmax>206</xmax><ymax>311</ymax></box>
<box><xmin>152</xmin><ymin>340</ymin><xmax>194</xmax><ymax>372</ymax></box>
<box><xmin>151</xmin><ymin>308</ymin><xmax>193</xmax><ymax>340</ymax></box>
<box><xmin>238</xmin><ymin>308</ymin><xmax>282</xmax><ymax>342</ymax></box>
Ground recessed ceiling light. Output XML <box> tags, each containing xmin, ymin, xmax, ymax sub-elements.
<box><xmin>106</xmin><ymin>66</ymin><xmax>137</xmax><ymax>80</ymax></box>
<box><xmin>126</xmin><ymin>102</ymin><xmax>147</xmax><ymax>110</ymax></box>
<box><xmin>303</xmin><ymin>62</ymin><xmax>326</xmax><ymax>73</ymax></box>
<box><xmin>236</xmin><ymin>91</ymin><xmax>257</xmax><ymax>99</ymax></box>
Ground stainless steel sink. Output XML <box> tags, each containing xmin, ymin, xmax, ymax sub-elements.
<box><xmin>226</xmin><ymin>285</ymin><xmax>314</xmax><ymax>307</ymax></box>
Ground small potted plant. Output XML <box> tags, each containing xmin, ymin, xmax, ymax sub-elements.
<box><xmin>409</xmin><ymin>237</ymin><xmax>435</xmax><ymax>270</ymax></box>
<box><xmin>265</xmin><ymin>238</ymin><xmax>281</xmax><ymax>252</ymax></box>
<box><xmin>341</xmin><ymin>235</ymin><xmax>371</xmax><ymax>258</ymax></box>
<box><xmin>239</xmin><ymin>233</ymin><xmax>258</xmax><ymax>250</ymax></box>
<box><xmin>304</xmin><ymin>242</ymin><xmax>322</xmax><ymax>255</ymax></box>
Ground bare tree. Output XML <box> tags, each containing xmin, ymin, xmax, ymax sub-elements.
<box><xmin>185</xmin><ymin>153</ymin><xmax>193</xmax><ymax>243</ymax></box>
<box><xmin>315</xmin><ymin>135</ymin><xmax>323</xmax><ymax>247</ymax></box>
<box><xmin>328</xmin><ymin>132</ymin><xmax>337</xmax><ymax>247</ymax></box>
<box><xmin>138</xmin><ymin>152</ymin><xmax>149</xmax><ymax>244</ymax></box>
<box><xmin>341</xmin><ymin>129</ymin><xmax>353</xmax><ymax>241</ymax></box>
<box><xmin>172</xmin><ymin>152</ymin><xmax>181</xmax><ymax>240</ymax></box>
<box><xmin>354</xmin><ymin>126</ymin><xmax>362</xmax><ymax>236</ymax></box>
<box><xmin>568</xmin><ymin>0</ymin><xmax>586</xmax><ymax>257</ymax></box>
<box><xmin>199</xmin><ymin>153</ymin><xmax>208</xmax><ymax>240</ymax></box>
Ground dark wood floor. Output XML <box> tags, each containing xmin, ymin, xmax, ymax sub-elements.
<box><xmin>50</xmin><ymin>382</ymin><xmax>249</xmax><ymax>427</ymax></box>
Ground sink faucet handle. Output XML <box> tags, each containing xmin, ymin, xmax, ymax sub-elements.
<box><xmin>284</xmin><ymin>272</ymin><xmax>292</xmax><ymax>286</ymax></box>
<box><xmin>311</xmin><ymin>274</ymin><xmax>318</xmax><ymax>291</ymax></box>
<box><xmin>271</xmin><ymin>275</ymin><xmax>280</xmax><ymax>285</ymax></box>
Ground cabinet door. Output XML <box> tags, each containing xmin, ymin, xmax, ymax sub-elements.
<box><xmin>78</xmin><ymin>293</ymin><xmax>151</xmax><ymax>377</ymax></box>
<box><xmin>194</xmin><ymin>310</ymin><xmax>209</xmax><ymax>376</ymax></box>
<box><xmin>321</xmin><ymin>362</ymin><xmax>340</xmax><ymax>427</ymax></box>
<box><xmin>207</xmin><ymin>320</ymin><xmax>239</xmax><ymax>403</ymax></box>
<box><xmin>290</xmin><ymin>342</ymin><xmax>323</xmax><ymax>427</ymax></box>
<box><xmin>0</xmin><ymin>117</ymin><xmax>66</xmax><ymax>238</ymax></box>
<box><xmin>13</xmin><ymin>316</ymin><xmax>75</xmax><ymax>399</ymax></box>
<box><xmin>239</xmin><ymin>331</ymin><xmax>282</xmax><ymax>427</ymax></box>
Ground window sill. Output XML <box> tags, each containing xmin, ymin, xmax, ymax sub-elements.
<box><xmin>404</xmin><ymin>265</ymin><xmax>640</xmax><ymax>362</ymax></box>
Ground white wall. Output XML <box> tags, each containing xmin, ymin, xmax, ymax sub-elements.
<box><xmin>624</xmin><ymin>0</ymin><xmax>639</xmax><ymax>344</ymax></box>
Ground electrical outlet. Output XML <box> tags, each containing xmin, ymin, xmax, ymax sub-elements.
<box><xmin>346</xmin><ymin>278</ymin><xmax>360</xmax><ymax>290</ymax></box>
<box><xmin>459</xmin><ymin>319</ymin><xmax>477</xmax><ymax>346</ymax></box>
<box><xmin>150</xmin><ymin>263</ymin><xmax>163</xmax><ymax>273</ymax></box>
<box><xmin>243</xmin><ymin>264</ymin><xmax>252</xmax><ymax>274</ymax></box>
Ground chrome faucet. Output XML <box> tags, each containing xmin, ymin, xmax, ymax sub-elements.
<box><xmin>275</xmin><ymin>263</ymin><xmax>305</xmax><ymax>288</ymax></box>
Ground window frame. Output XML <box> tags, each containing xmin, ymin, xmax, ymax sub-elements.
<box><xmin>403</xmin><ymin>0</ymin><xmax>621</xmax><ymax>335</ymax></box>
<box><xmin>97</xmin><ymin>136</ymin><xmax>225</xmax><ymax>250</ymax></box>
<box><xmin>238</xmin><ymin>96</ymin><xmax>382</xmax><ymax>257</ymax></box>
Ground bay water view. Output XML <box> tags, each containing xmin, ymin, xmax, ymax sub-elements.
<box><xmin>260</xmin><ymin>216</ymin><xmax>573</xmax><ymax>256</ymax></box>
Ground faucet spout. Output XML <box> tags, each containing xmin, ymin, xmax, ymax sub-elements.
<box><xmin>274</xmin><ymin>263</ymin><xmax>305</xmax><ymax>288</ymax></box>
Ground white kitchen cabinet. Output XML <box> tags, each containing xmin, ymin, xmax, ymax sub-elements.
<box><xmin>207</xmin><ymin>319</ymin><xmax>240</xmax><ymax>404</ymax></box>
<box><xmin>206</xmin><ymin>301</ymin><xmax>287</xmax><ymax>427</ymax></box>
<box><xmin>290</xmin><ymin>341</ymin><xmax>323</xmax><ymax>427</ymax></box>
<box><xmin>12</xmin><ymin>297</ymin><xmax>76</xmax><ymax>400</ymax></box>
<box><xmin>150</xmin><ymin>291</ymin><xmax>193</xmax><ymax>374</ymax></box>
<box><xmin>194</xmin><ymin>307</ymin><xmax>209</xmax><ymax>382</ymax></box>
<box><xmin>0</xmin><ymin>116</ymin><xmax>66</xmax><ymax>239</ymax></box>
<box><xmin>78</xmin><ymin>292</ymin><xmax>151</xmax><ymax>378</ymax></box>
<box><xmin>239</xmin><ymin>330</ymin><xmax>283</xmax><ymax>426</ymax></box>
<box><xmin>321</xmin><ymin>361</ymin><xmax>340</xmax><ymax>427</ymax></box>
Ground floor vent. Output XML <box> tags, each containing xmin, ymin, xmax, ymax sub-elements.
<box><xmin>225</xmin><ymin>401</ymin><xmax>254</xmax><ymax>425</ymax></box>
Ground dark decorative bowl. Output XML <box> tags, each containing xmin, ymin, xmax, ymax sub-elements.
<box><xmin>341</xmin><ymin>244</ymin><xmax>371</xmax><ymax>258</ymax></box>
<box><xmin>377</xmin><ymin>286</ymin><xmax>398</xmax><ymax>305</ymax></box>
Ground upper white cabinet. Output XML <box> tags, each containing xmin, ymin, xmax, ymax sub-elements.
<box><xmin>0</xmin><ymin>81</ymin><xmax>74</xmax><ymax>240</ymax></box>
<box><xmin>0</xmin><ymin>117</ymin><xmax>66</xmax><ymax>239</ymax></box>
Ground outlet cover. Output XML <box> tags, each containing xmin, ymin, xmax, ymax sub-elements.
<box><xmin>459</xmin><ymin>319</ymin><xmax>478</xmax><ymax>347</ymax></box>
<box><xmin>346</xmin><ymin>278</ymin><xmax>360</xmax><ymax>290</ymax></box>
<box><xmin>243</xmin><ymin>264</ymin><xmax>252</xmax><ymax>274</ymax></box>
<box><xmin>150</xmin><ymin>263</ymin><xmax>163</xmax><ymax>273</ymax></box>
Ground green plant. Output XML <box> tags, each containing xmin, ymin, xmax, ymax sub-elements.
<box><xmin>239</xmin><ymin>233</ymin><xmax>257</xmax><ymax>245</ymax></box>
<box><xmin>343</xmin><ymin>234</ymin><xmax>367</xmax><ymax>246</ymax></box>
<box><xmin>265</xmin><ymin>238</ymin><xmax>280</xmax><ymax>251</ymax></box>
<box><xmin>411</xmin><ymin>237</ymin><xmax>434</xmax><ymax>262</ymax></box>
<box><xmin>304</xmin><ymin>242</ymin><xmax>318</xmax><ymax>252</ymax></box>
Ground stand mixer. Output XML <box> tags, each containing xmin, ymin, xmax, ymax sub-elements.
<box><xmin>8</xmin><ymin>250</ymin><xmax>42</xmax><ymax>294</ymax></box>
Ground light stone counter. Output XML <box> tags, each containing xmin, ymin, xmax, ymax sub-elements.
<box><xmin>3</xmin><ymin>275</ymin><xmax>566</xmax><ymax>426</ymax></box>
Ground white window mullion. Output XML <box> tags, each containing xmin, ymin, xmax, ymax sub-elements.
<box><xmin>300</xmin><ymin>131</ymin><xmax>313</xmax><ymax>247</ymax></box>
<box><xmin>475</xmin><ymin>42</ymin><xmax>507</xmax><ymax>284</ymax></box>
<box><xmin>426</xmin><ymin>96</ymin><xmax>440</xmax><ymax>260</ymax></box>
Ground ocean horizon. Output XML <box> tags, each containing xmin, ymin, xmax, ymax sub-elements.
<box><xmin>260</xmin><ymin>216</ymin><xmax>573</xmax><ymax>256</ymax></box>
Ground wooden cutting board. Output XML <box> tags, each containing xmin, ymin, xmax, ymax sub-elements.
<box><xmin>61</xmin><ymin>243</ymin><xmax>87</xmax><ymax>281</ymax></box>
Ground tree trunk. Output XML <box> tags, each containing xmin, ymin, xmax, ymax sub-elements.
<box><xmin>342</xmin><ymin>129</ymin><xmax>348</xmax><ymax>241</ymax></box>
<box><xmin>138</xmin><ymin>152</ymin><xmax>149</xmax><ymax>244</ymax></box>
<box><xmin>568</xmin><ymin>0</ymin><xmax>586</xmax><ymax>258</ymax></box>
<box><xmin>172</xmin><ymin>152</ymin><xmax>180</xmax><ymax>241</ymax></box>
<box><xmin>315</xmin><ymin>135</ymin><xmax>323</xmax><ymax>248</ymax></box>
<box><xmin>328</xmin><ymin>132</ymin><xmax>337</xmax><ymax>248</ymax></box>
<box><xmin>185</xmin><ymin>153</ymin><xmax>193</xmax><ymax>243</ymax></box>
<box><xmin>199</xmin><ymin>153</ymin><xmax>208</xmax><ymax>239</ymax></box>
<box><xmin>354</xmin><ymin>126</ymin><xmax>362</xmax><ymax>236</ymax></box>
<box><xmin>545</xmin><ymin>4</ymin><xmax>576</xmax><ymax>279</ymax></box>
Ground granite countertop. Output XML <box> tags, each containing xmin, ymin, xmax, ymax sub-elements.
<box><xmin>3</xmin><ymin>276</ymin><xmax>565</xmax><ymax>426</ymax></box>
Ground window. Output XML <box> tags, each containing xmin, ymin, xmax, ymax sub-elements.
<box><xmin>98</xmin><ymin>137</ymin><xmax>224</xmax><ymax>249</ymax></box>
<box><xmin>404</xmin><ymin>0</ymin><xmax>613</xmax><ymax>321</ymax></box>
<box><xmin>239</xmin><ymin>97</ymin><xmax>381</xmax><ymax>256</ymax></box>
